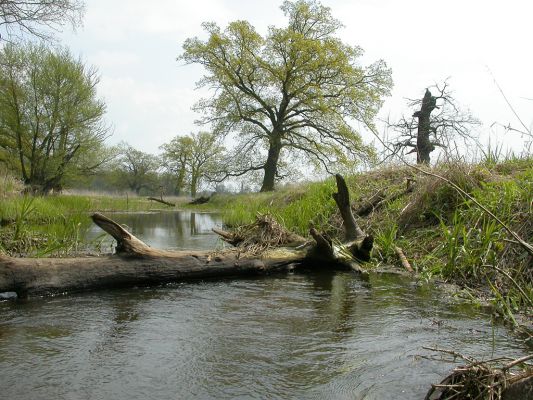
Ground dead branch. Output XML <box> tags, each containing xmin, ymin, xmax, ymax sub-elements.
<box><xmin>394</xmin><ymin>246</ymin><xmax>414</xmax><ymax>272</ymax></box>
<box><xmin>147</xmin><ymin>197</ymin><xmax>175</xmax><ymax>207</ymax></box>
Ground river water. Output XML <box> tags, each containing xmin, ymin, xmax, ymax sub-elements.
<box><xmin>0</xmin><ymin>211</ymin><xmax>530</xmax><ymax>399</ymax></box>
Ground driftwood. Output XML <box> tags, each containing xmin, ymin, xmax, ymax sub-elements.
<box><xmin>189</xmin><ymin>195</ymin><xmax>210</xmax><ymax>205</ymax></box>
<box><xmin>394</xmin><ymin>246</ymin><xmax>414</xmax><ymax>273</ymax></box>
<box><xmin>424</xmin><ymin>347</ymin><xmax>533</xmax><ymax>400</ymax></box>
<box><xmin>0</xmin><ymin>175</ymin><xmax>372</xmax><ymax>297</ymax></box>
<box><xmin>354</xmin><ymin>178</ymin><xmax>415</xmax><ymax>217</ymax></box>
<box><xmin>212</xmin><ymin>214</ymin><xmax>307</xmax><ymax>250</ymax></box>
<box><xmin>147</xmin><ymin>197</ymin><xmax>175</xmax><ymax>207</ymax></box>
<box><xmin>354</xmin><ymin>189</ymin><xmax>386</xmax><ymax>217</ymax></box>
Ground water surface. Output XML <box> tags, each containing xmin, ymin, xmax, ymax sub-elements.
<box><xmin>84</xmin><ymin>210</ymin><xmax>223</xmax><ymax>252</ymax></box>
<box><xmin>0</xmin><ymin>211</ymin><xmax>530</xmax><ymax>399</ymax></box>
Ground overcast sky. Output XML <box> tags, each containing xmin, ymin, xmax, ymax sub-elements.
<box><xmin>59</xmin><ymin>0</ymin><xmax>533</xmax><ymax>156</ymax></box>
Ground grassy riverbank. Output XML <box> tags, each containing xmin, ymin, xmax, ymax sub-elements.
<box><xmin>189</xmin><ymin>157</ymin><xmax>533</xmax><ymax>326</ymax></box>
<box><xmin>0</xmin><ymin>194</ymin><xmax>176</xmax><ymax>256</ymax></box>
<box><xmin>1</xmin><ymin>158</ymin><xmax>531</xmax><ymax>326</ymax></box>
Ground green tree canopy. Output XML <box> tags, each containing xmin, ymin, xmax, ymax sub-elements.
<box><xmin>0</xmin><ymin>43</ymin><xmax>108</xmax><ymax>193</ymax></box>
<box><xmin>161</xmin><ymin>131</ymin><xmax>224</xmax><ymax>197</ymax></box>
<box><xmin>115</xmin><ymin>143</ymin><xmax>159</xmax><ymax>195</ymax></box>
<box><xmin>180</xmin><ymin>0</ymin><xmax>392</xmax><ymax>191</ymax></box>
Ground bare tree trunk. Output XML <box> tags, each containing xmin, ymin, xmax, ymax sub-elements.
<box><xmin>414</xmin><ymin>89</ymin><xmax>437</xmax><ymax>164</ymax></box>
<box><xmin>147</xmin><ymin>197</ymin><xmax>175</xmax><ymax>207</ymax></box>
<box><xmin>190</xmin><ymin>172</ymin><xmax>198</xmax><ymax>198</ymax></box>
<box><xmin>175</xmin><ymin>166</ymin><xmax>186</xmax><ymax>196</ymax></box>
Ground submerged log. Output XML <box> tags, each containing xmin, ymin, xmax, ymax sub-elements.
<box><xmin>0</xmin><ymin>175</ymin><xmax>372</xmax><ymax>297</ymax></box>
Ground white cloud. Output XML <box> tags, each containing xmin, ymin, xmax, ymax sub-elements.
<box><xmin>59</xmin><ymin>0</ymin><xmax>533</xmax><ymax>157</ymax></box>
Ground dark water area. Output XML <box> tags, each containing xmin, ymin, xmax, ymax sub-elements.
<box><xmin>0</xmin><ymin>211</ymin><xmax>530</xmax><ymax>399</ymax></box>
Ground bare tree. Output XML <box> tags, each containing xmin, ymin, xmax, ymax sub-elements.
<box><xmin>0</xmin><ymin>0</ymin><xmax>84</xmax><ymax>42</ymax></box>
<box><xmin>389</xmin><ymin>81</ymin><xmax>480</xmax><ymax>164</ymax></box>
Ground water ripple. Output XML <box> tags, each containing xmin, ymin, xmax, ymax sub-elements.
<box><xmin>0</xmin><ymin>271</ymin><xmax>529</xmax><ymax>400</ymax></box>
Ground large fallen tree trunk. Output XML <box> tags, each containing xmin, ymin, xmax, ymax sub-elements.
<box><xmin>0</xmin><ymin>175</ymin><xmax>372</xmax><ymax>297</ymax></box>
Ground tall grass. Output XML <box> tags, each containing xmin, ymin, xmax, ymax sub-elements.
<box><xmin>0</xmin><ymin>193</ymin><xmax>171</xmax><ymax>256</ymax></box>
<box><xmin>0</xmin><ymin>167</ymin><xmax>23</xmax><ymax>198</ymax></box>
<box><xmin>196</xmin><ymin>180</ymin><xmax>338</xmax><ymax>236</ymax></box>
<box><xmin>412</xmin><ymin>161</ymin><xmax>532</xmax><ymax>323</ymax></box>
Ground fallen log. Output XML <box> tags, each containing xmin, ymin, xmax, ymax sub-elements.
<box><xmin>189</xmin><ymin>195</ymin><xmax>210</xmax><ymax>205</ymax></box>
<box><xmin>147</xmin><ymin>197</ymin><xmax>175</xmax><ymax>207</ymax></box>
<box><xmin>354</xmin><ymin>189</ymin><xmax>386</xmax><ymax>217</ymax></box>
<box><xmin>0</xmin><ymin>175</ymin><xmax>372</xmax><ymax>297</ymax></box>
<box><xmin>354</xmin><ymin>178</ymin><xmax>415</xmax><ymax>217</ymax></box>
<box><xmin>0</xmin><ymin>213</ymin><xmax>309</xmax><ymax>297</ymax></box>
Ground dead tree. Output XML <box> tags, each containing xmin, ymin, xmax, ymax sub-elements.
<box><xmin>390</xmin><ymin>81</ymin><xmax>480</xmax><ymax>164</ymax></box>
<box><xmin>0</xmin><ymin>175</ymin><xmax>372</xmax><ymax>297</ymax></box>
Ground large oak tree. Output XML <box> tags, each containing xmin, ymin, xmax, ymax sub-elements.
<box><xmin>180</xmin><ymin>0</ymin><xmax>392</xmax><ymax>191</ymax></box>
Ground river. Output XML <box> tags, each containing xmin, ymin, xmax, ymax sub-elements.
<box><xmin>0</xmin><ymin>211</ymin><xmax>530</xmax><ymax>399</ymax></box>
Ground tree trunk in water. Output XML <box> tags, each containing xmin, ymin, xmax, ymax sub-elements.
<box><xmin>0</xmin><ymin>176</ymin><xmax>372</xmax><ymax>297</ymax></box>
<box><xmin>260</xmin><ymin>136</ymin><xmax>282</xmax><ymax>192</ymax></box>
<box><xmin>414</xmin><ymin>89</ymin><xmax>437</xmax><ymax>164</ymax></box>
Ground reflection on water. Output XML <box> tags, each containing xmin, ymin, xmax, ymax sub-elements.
<box><xmin>84</xmin><ymin>211</ymin><xmax>223</xmax><ymax>251</ymax></box>
<box><xmin>0</xmin><ymin>271</ymin><xmax>529</xmax><ymax>400</ymax></box>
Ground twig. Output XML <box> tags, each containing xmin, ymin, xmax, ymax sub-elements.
<box><xmin>487</xmin><ymin>67</ymin><xmax>532</xmax><ymax>138</ymax></box>
<box><xmin>502</xmin><ymin>354</ymin><xmax>533</xmax><ymax>371</ymax></box>
<box><xmin>422</xmin><ymin>346</ymin><xmax>476</xmax><ymax>363</ymax></box>
<box><xmin>394</xmin><ymin>246</ymin><xmax>414</xmax><ymax>272</ymax></box>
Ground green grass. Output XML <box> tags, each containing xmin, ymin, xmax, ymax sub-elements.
<box><xmin>0</xmin><ymin>194</ymin><xmax>164</xmax><ymax>223</ymax></box>
<box><xmin>187</xmin><ymin>179</ymin><xmax>338</xmax><ymax>236</ymax></box>
<box><xmin>0</xmin><ymin>194</ymin><xmax>173</xmax><ymax>256</ymax></box>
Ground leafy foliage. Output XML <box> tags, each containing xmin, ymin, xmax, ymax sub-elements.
<box><xmin>0</xmin><ymin>43</ymin><xmax>108</xmax><ymax>194</ymax></box>
<box><xmin>114</xmin><ymin>143</ymin><xmax>159</xmax><ymax>195</ymax></box>
<box><xmin>160</xmin><ymin>132</ymin><xmax>224</xmax><ymax>197</ymax></box>
<box><xmin>180</xmin><ymin>0</ymin><xmax>392</xmax><ymax>191</ymax></box>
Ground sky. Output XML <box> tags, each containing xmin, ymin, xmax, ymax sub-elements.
<box><xmin>59</xmin><ymin>0</ymin><xmax>533</xmax><ymax>157</ymax></box>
